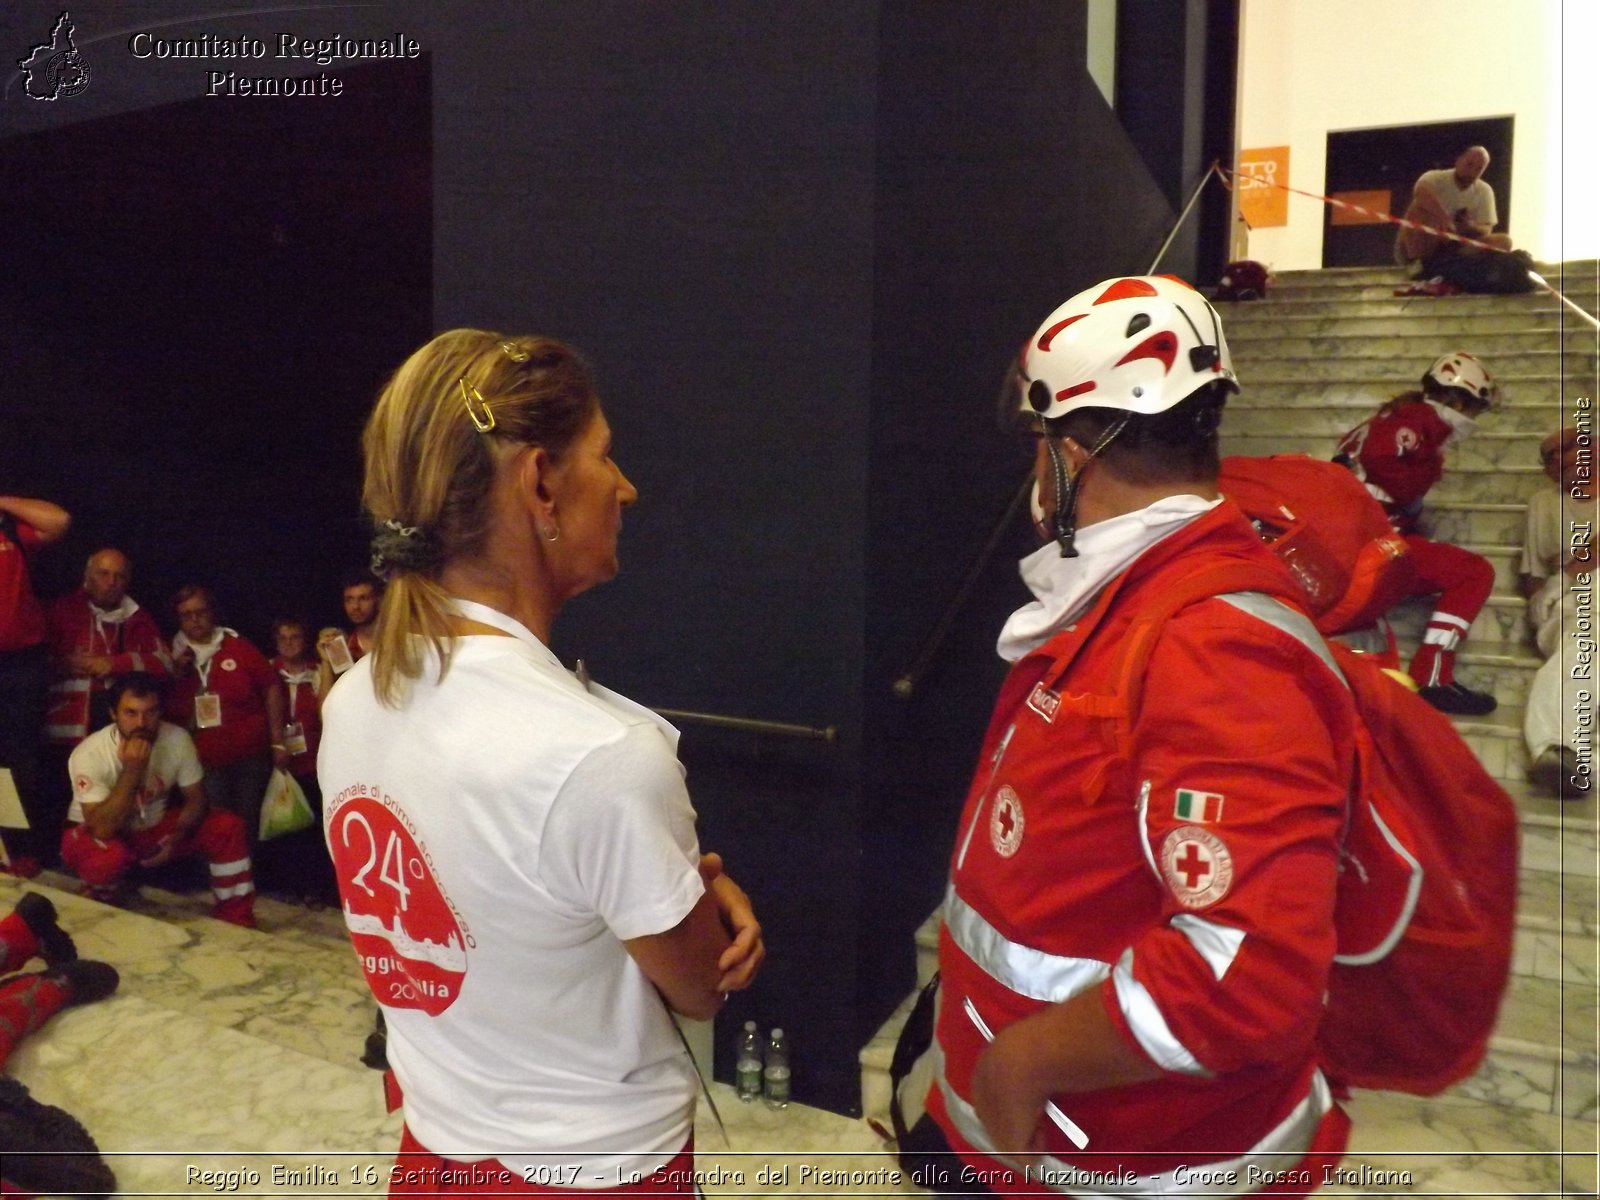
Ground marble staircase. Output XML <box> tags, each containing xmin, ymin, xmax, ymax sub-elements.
<box><xmin>859</xmin><ymin>263</ymin><xmax>1600</xmax><ymax>1197</ymax></box>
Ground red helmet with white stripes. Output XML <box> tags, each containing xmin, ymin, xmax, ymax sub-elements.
<box><xmin>1423</xmin><ymin>352</ymin><xmax>1498</xmax><ymax>411</ymax></box>
<box><xmin>1017</xmin><ymin>275</ymin><xmax>1238</xmax><ymax>422</ymax></box>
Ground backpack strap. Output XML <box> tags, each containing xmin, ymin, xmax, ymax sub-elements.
<box><xmin>1107</xmin><ymin>562</ymin><xmax>1332</xmax><ymax>764</ymax></box>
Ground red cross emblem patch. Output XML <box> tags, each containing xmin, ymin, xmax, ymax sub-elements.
<box><xmin>1159</xmin><ymin>826</ymin><xmax>1233</xmax><ymax>909</ymax></box>
<box><xmin>990</xmin><ymin>786</ymin><xmax>1025</xmax><ymax>858</ymax></box>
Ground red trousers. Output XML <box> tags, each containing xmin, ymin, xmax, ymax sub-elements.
<box><xmin>60</xmin><ymin>807</ymin><xmax>254</xmax><ymax>916</ymax></box>
<box><xmin>1402</xmin><ymin>536</ymin><xmax>1495</xmax><ymax>686</ymax></box>
<box><xmin>390</xmin><ymin>1128</ymin><xmax>696</xmax><ymax>1197</ymax></box>
<box><xmin>0</xmin><ymin>909</ymin><xmax>68</xmax><ymax>1069</ymax></box>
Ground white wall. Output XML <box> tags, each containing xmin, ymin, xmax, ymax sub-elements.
<box><xmin>1235</xmin><ymin>0</ymin><xmax>1597</xmax><ymax>270</ymax></box>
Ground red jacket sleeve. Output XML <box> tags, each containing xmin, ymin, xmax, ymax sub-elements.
<box><xmin>1103</xmin><ymin>600</ymin><xmax>1352</xmax><ymax>1076</ymax></box>
<box><xmin>105</xmin><ymin>611</ymin><xmax>172</xmax><ymax>678</ymax></box>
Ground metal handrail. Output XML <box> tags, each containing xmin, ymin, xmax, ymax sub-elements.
<box><xmin>891</xmin><ymin>164</ymin><xmax>1225</xmax><ymax>700</ymax></box>
<box><xmin>653</xmin><ymin>707</ymin><xmax>836</xmax><ymax>743</ymax></box>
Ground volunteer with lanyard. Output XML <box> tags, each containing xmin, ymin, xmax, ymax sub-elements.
<box><xmin>267</xmin><ymin>616</ymin><xmax>338</xmax><ymax>901</ymax></box>
<box><xmin>167</xmin><ymin>586</ymin><xmax>287</xmax><ymax>846</ymax></box>
<box><xmin>318</xmin><ymin>329</ymin><xmax>763</xmax><ymax>1195</ymax></box>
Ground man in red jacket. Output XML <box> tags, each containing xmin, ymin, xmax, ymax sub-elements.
<box><xmin>38</xmin><ymin>548</ymin><xmax>172</xmax><ymax>867</ymax></box>
<box><xmin>1333</xmin><ymin>353</ymin><xmax>1499</xmax><ymax>714</ymax></box>
<box><xmin>928</xmin><ymin>276</ymin><xmax>1354</xmax><ymax>1196</ymax></box>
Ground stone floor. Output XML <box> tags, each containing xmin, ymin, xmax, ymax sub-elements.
<box><xmin>3</xmin><ymin>871</ymin><xmax>1597</xmax><ymax>1199</ymax></box>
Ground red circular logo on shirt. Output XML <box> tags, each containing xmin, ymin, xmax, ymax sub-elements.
<box><xmin>328</xmin><ymin>793</ymin><xmax>467</xmax><ymax>1015</ymax></box>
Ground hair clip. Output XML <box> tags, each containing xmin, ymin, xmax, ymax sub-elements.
<box><xmin>458</xmin><ymin>376</ymin><xmax>496</xmax><ymax>433</ymax></box>
<box><xmin>499</xmin><ymin>340</ymin><xmax>530</xmax><ymax>363</ymax></box>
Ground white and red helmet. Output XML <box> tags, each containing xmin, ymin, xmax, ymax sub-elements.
<box><xmin>1017</xmin><ymin>275</ymin><xmax>1238</xmax><ymax>422</ymax></box>
<box><xmin>1423</xmin><ymin>352</ymin><xmax>1498</xmax><ymax>410</ymax></box>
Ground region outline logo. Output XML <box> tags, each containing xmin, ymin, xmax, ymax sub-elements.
<box><xmin>18</xmin><ymin>11</ymin><xmax>89</xmax><ymax>101</ymax></box>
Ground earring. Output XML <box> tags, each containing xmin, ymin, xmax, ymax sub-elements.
<box><xmin>537</xmin><ymin>518</ymin><xmax>561</xmax><ymax>543</ymax></box>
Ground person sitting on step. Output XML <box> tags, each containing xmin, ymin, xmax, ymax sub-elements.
<box><xmin>59</xmin><ymin>672</ymin><xmax>257</xmax><ymax>927</ymax></box>
<box><xmin>0</xmin><ymin>891</ymin><xmax>120</xmax><ymax>1198</ymax></box>
<box><xmin>1333</xmin><ymin>352</ymin><xmax>1500</xmax><ymax>715</ymax></box>
<box><xmin>1520</xmin><ymin>427</ymin><xmax>1596</xmax><ymax>797</ymax></box>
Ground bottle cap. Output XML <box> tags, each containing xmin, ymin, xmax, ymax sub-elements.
<box><xmin>772</xmin><ymin>1028</ymin><xmax>784</xmax><ymax>1038</ymax></box>
<box><xmin>743</xmin><ymin>1020</ymin><xmax>756</xmax><ymax>1031</ymax></box>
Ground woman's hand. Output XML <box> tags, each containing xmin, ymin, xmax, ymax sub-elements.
<box><xmin>699</xmin><ymin>852</ymin><xmax>764</xmax><ymax>993</ymax></box>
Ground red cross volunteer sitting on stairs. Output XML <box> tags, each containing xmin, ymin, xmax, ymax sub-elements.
<box><xmin>927</xmin><ymin>275</ymin><xmax>1356</xmax><ymax>1196</ymax></box>
<box><xmin>1333</xmin><ymin>353</ymin><xmax>1500</xmax><ymax>715</ymax></box>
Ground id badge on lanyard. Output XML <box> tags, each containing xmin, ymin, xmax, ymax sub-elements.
<box><xmin>194</xmin><ymin>656</ymin><xmax>222</xmax><ymax>729</ymax></box>
<box><xmin>284</xmin><ymin>721</ymin><xmax>308</xmax><ymax>756</ymax></box>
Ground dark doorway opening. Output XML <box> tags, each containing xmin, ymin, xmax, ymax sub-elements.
<box><xmin>0</xmin><ymin>58</ymin><xmax>433</xmax><ymax>640</ymax></box>
<box><xmin>1323</xmin><ymin>116</ymin><xmax>1513</xmax><ymax>268</ymax></box>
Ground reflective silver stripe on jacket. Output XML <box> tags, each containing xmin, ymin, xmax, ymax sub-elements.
<box><xmin>944</xmin><ymin>884</ymin><xmax>1112</xmax><ymax>1002</ymax></box>
<box><xmin>1110</xmin><ymin>947</ymin><xmax>1211</xmax><ymax>1077</ymax></box>
<box><xmin>1216</xmin><ymin>592</ymin><xmax>1347</xmax><ymax>688</ymax></box>
<box><xmin>933</xmin><ymin>1040</ymin><xmax>1335</xmax><ymax>1197</ymax></box>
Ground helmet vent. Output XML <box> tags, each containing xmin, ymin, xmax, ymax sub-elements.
<box><xmin>1027</xmin><ymin>379</ymin><xmax>1053</xmax><ymax>413</ymax></box>
<box><xmin>1125</xmin><ymin>313</ymin><xmax>1151</xmax><ymax>338</ymax></box>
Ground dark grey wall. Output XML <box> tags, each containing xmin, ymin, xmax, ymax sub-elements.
<box><xmin>3</xmin><ymin>1</ymin><xmax>1187</xmax><ymax>1115</ymax></box>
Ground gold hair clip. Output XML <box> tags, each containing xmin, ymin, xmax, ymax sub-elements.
<box><xmin>458</xmin><ymin>376</ymin><xmax>496</xmax><ymax>433</ymax></box>
<box><xmin>499</xmin><ymin>340</ymin><xmax>530</xmax><ymax>363</ymax></box>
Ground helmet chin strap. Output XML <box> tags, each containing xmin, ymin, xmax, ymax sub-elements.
<box><xmin>1044</xmin><ymin>413</ymin><xmax>1133</xmax><ymax>558</ymax></box>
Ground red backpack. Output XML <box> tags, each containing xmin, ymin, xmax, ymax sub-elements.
<box><xmin>1107</xmin><ymin>562</ymin><xmax>1519</xmax><ymax>1094</ymax></box>
<box><xmin>1219</xmin><ymin>455</ymin><xmax>1416</xmax><ymax>636</ymax></box>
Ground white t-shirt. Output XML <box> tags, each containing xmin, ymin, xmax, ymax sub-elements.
<box><xmin>318</xmin><ymin>605</ymin><xmax>705</xmax><ymax>1187</ymax></box>
<box><xmin>67</xmin><ymin>721</ymin><xmax>204</xmax><ymax>831</ymax></box>
<box><xmin>1416</xmin><ymin>167</ymin><xmax>1498</xmax><ymax>228</ymax></box>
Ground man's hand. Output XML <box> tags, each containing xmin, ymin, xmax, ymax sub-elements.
<box><xmin>139</xmin><ymin>833</ymin><xmax>178</xmax><ymax>869</ymax></box>
<box><xmin>698</xmin><ymin>852</ymin><xmax>764</xmax><ymax>993</ymax></box>
<box><xmin>68</xmin><ymin>650</ymin><xmax>114</xmax><ymax>677</ymax></box>
<box><xmin>971</xmin><ymin>1012</ymin><xmax>1055</xmax><ymax>1157</ymax></box>
<box><xmin>118</xmin><ymin>731</ymin><xmax>154</xmax><ymax>772</ymax></box>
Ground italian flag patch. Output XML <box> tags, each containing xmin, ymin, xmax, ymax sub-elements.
<box><xmin>1174</xmin><ymin>789</ymin><xmax>1224</xmax><ymax>823</ymax></box>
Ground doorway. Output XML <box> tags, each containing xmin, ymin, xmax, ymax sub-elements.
<box><xmin>1322</xmin><ymin>116</ymin><xmax>1513</xmax><ymax>268</ymax></box>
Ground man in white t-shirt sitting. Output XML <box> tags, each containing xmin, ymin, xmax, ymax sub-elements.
<box><xmin>1396</xmin><ymin>145</ymin><xmax>1514</xmax><ymax>276</ymax></box>
<box><xmin>1521</xmin><ymin>428</ymin><xmax>1596</xmax><ymax>797</ymax></box>
<box><xmin>59</xmin><ymin>672</ymin><xmax>257</xmax><ymax>926</ymax></box>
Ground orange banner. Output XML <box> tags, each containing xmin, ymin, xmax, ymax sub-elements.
<box><xmin>1329</xmin><ymin>189</ymin><xmax>1393</xmax><ymax>225</ymax></box>
<box><xmin>1237</xmin><ymin>146</ymin><xmax>1290</xmax><ymax>227</ymax></box>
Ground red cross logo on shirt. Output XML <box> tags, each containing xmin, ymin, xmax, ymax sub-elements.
<box><xmin>989</xmin><ymin>786</ymin><xmax>1024</xmax><ymax>859</ymax></box>
<box><xmin>1160</xmin><ymin>826</ymin><xmax>1234</xmax><ymax>909</ymax></box>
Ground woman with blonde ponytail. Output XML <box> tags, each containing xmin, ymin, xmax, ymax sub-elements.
<box><xmin>318</xmin><ymin>329</ymin><xmax>763</xmax><ymax>1194</ymax></box>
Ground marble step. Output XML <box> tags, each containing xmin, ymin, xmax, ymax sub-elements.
<box><xmin>1236</xmin><ymin>377</ymin><xmax>1585</xmax><ymax>408</ymax></box>
<box><xmin>1221</xmin><ymin>293</ymin><xmax>1584</xmax><ymax>320</ymax></box>
<box><xmin>1225</xmin><ymin>402</ymin><xmax>1568</xmax><ymax>436</ymax></box>
<box><xmin>1223</xmin><ymin>306</ymin><xmax>1576</xmax><ymax>337</ymax></box>
<box><xmin>1383</xmin><ymin>592</ymin><xmax>1527</xmax><ymax>649</ymax></box>
<box><xmin>1413</xmin><ymin>465</ymin><xmax>1547</xmax><ymax>506</ymax></box>
<box><xmin>1227</xmin><ymin>330</ymin><xmax>1595</xmax><ymax>359</ymax></box>
<box><xmin>1221</xmin><ymin>430</ymin><xmax>1558</xmax><ymax>476</ymax></box>
<box><xmin>1267</xmin><ymin>263</ymin><xmax>1596</xmax><ymax>290</ymax></box>
<box><xmin>1233</xmin><ymin>351</ymin><xmax>1592</xmax><ymax>383</ymax></box>
<box><xmin>1427</xmin><ymin>502</ymin><xmax>1533</xmax><ymax>546</ymax></box>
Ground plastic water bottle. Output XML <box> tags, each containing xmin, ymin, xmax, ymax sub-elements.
<box><xmin>763</xmin><ymin>1027</ymin><xmax>791</xmax><ymax>1109</ymax></box>
<box><xmin>736</xmin><ymin>1021</ymin><xmax>763</xmax><ymax>1102</ymax></box>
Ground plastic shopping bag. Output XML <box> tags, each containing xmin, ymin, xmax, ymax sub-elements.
<box><xmin>260</xmin><ymin>769</ymin><xmax>316</xmax><ymax>841</ymax></box>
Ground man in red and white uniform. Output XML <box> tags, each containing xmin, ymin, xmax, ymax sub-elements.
<box><xmin>1333</xmin><ymin>352</ymin><xmax>1499</xmax><ymax>714</ymax></box>
<box><xmin>929</xmin><ymin>277</ymin><xmax>1355</xmax><ymax>1197</ymax></box>
<box><xmin>60</xmin><ymin>672</ymin><xmax>255</xmax><ymax>927</ymax></box>
<box><xmin>0</xmin><ymin>494</ymin><xmax>70</xmax><ymax>873</ymax></box>
<box><xmin>44</xmin><ymin>548</ymin><xmax>171</xmax><ymax>746</ymax></box>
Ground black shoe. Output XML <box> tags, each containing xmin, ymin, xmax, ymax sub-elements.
<box><xmin>0</xmin><ymin>1076</ymin><xmax>117</xmax><ymax>1197</ymax></box>
<box><xmin>14</xmin><ymin>892</ymin><xmax>78</xmax><ymax>968</ymax></box>
<box><xmin>58</xmin><ymin>960</ymin><xmax>120</xmax><ymax>1007</ymax></box>
<box><xmin>1418</xmin><ymin>683</ymin><xmax>1498</xmax><ymax>716</ymax></box>
<box><xmin>1529</xmin><ymin>746</ymin><xmax>1584</xmax><ymax>797</ymax></box>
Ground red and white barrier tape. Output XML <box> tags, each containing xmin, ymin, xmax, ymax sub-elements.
<box><xmin>1215</xmin><ymin>163</ymin><xmax>1600</xmax><ymax>329</ymax></box>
